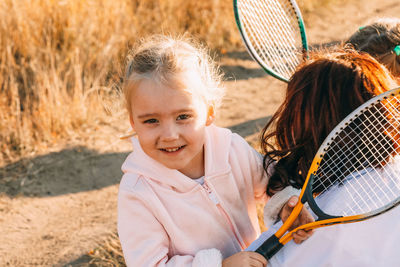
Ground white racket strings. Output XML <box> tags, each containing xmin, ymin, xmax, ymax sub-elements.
<box><xmin>238</xmin><ymin>0</ymin><xmax>304</xmax><ymax>79</ymax></box>
<box><xmin>312</xmin><ymin>95</ymin><xmax>400</xmax><ymax>217</ymax></box>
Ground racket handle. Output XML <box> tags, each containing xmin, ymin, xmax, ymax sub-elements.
<box><xmin>255</xmin><ymin>234</ymin><xmax>283</xmax><ymax>259</ymax></box>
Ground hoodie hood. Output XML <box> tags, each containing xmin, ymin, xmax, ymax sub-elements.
<box><xmin>121</xmin><ymin>124</ymin><xmax>233</xmax><ymax>192</ymax></box>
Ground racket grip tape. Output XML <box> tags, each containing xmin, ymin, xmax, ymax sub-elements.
<box><xmin>255</xmin><ymin>234</ymin><xmax>283</xmax><ymax>259</ymax></box>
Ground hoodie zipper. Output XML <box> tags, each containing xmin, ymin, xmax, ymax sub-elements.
<box><xmin>202</xmin><ymin>182</ymin><xmax>246</xmax><ymax>250</ymax></box>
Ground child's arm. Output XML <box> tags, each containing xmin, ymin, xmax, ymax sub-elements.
<box><xmin>118</xmin><ymin>187</ymin><xmax>223</xmax><ymax>267</ymax></box>
<box><xmin>222</xmin><ymin>251</ymin><xmax>267</xmax><ymax>267</ymax></box>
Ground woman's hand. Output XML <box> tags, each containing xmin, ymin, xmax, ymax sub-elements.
<box><xmin>280</xmin><ymin>196</ymin><xmax>314</xmax><ymax>244</ymax></box>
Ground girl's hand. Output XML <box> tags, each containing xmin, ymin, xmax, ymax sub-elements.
<box><xmin>280</xmin><ymin>196</ymin><xmax>314</xmax><ymax>244</ymax></box>
<box><xmin>222</xmin><ymin>251</ymin><xmax>267</xmax><ymax>267</ymax></box>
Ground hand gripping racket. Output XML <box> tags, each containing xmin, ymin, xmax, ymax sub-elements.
<box><xmin>256</xmin><ymin>87</ymin><xmax>400</xmax><ymax>259</ymax></box>
<box><xmin>233</xmin><ymin>0</ymin><xmax>308</xmax><ymax>82</ymax></box>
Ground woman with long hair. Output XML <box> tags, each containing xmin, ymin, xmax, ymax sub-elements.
<box><xmin>252</xmin><ymin>49</ymin><xmax>400</xmax><ymax>266</ymax></box>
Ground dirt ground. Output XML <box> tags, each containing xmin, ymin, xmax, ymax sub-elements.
<box><xmin>1</xmin><ymin>0</ymin><xmax>400</xmax><ymax>266</ymax></box>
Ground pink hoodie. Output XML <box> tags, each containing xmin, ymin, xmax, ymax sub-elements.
<box><xmin>117</xmin><ymin>125</ymin><xmax>274</xmax><ymax>266</ymax></box>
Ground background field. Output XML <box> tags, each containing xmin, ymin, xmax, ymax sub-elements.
<box><xmin>1</xmin><ymin>0</ymin><xmax>400</xmax><ymax>266</ymax></box>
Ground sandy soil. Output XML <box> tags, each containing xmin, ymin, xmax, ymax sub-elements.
<box><xmin>1</xmin><ymin>0</ymin><xmax>400</xmax><ymax>265</ymax></box>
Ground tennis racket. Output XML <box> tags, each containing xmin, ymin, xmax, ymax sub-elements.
<box><xmin>256</xmin><ymin>87</ymin><xmax>400</xmax><ymax>259</ymax></box>
<box><xmin>233</xmin><ymin>0</ymin><xmax>308</xmax><ymax>82</ymax></box>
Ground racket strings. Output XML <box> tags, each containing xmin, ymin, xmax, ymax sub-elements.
<box><xmin>321</xmin><ymin>136</ymin><xmax>393</xmax><ymax>211</ymax></box>
<box><xmin>327</xmin><ymin>106</ymin><xmax>400</xmax><ymax>211</ymax></box>
<box><xmin>343</xmin><ymin>113</ymin><xmax>396</xmax><ymax>180</ymax></box>
<box><xmin>317</xmin><ymin>138</ymin><xmax>388</xmax><ymax>213</ymax></box>
<box><xmin>312</xmin><ymin>95</ymin><xmax>400</xmax><ymax>217</ymax></box>
<box><xmin>242</xmin><ymin>1</ymin><xmax>297</xmax><ymax>75</ymax></box>
<box><xmin>330</xmin><ymin>118</ymin><xmax>399</xmax><ymax>212</ymax></box>
<box><xmin>317</xmin><ymin>145</ymin><xmax>393</xmax><ymax>215</ymax></box>
<box><xmin>257</xmin><ymin>0</ymin><xmax>301</xmax><ymax>72</ymax></box>
<box><xmin>316</xmin><ymin>106</ymin><xmax>395</xmax><ymax>186</ymax></box>
<box><xmin>383</xmin><ymin>97</ymin><xmax>400</xmax><ymax>148</ymax></box>
<box><xmin>243</xmin><ymin>6</ymin><xmax>293</xmax><ymax>75</ymax></box>
<box><xmin>238</xmin><ymin>0</ymin><xmax>304</xmax><ymax>79</ymax></box>
<box><xmin>347</xmin><ymin>104</ymin><xmax>400</xmax><ymax>204</ymax></box>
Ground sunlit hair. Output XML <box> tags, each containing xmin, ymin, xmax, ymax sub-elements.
<box><xmin>346</xmin><ymin>17</ymin><xmax>400</xmax><ymax>77</ymax></box>
<box><xmin>261</xmin><ymin>49</ymin><xmax>398</xmax><ymax>196</ymax></box>
<box><xmin>123</xmin><ymin>34</ymin><xmax>224</xmax><ymax>117</ymax></box>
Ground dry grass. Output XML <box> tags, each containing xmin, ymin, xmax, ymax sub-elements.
<box><xmin>88</xmin><ymin>233</ymin><xmax>126</xmax><ymax>267</ymax></box>
<box><xmin>0</xmin><ymin>0</ymin><xmax>240</xmax><ymax>166</ymax></box>
<box><xmin>0</xmin><ymin>0</ymin><xmax>336</xmax><ymax>166</ymax></box>
<box><xmin>0</xmin><ymin>0</ymin><xmax>330</xmax><ymax>166</ymax></box>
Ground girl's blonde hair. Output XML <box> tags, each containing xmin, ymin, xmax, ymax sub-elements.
<box><xmin>123</xmin><ymin>35</ymin><xmax>224</xmax><ymax>116</ymax></box>
<box><xmin>346</xmin><ymin>17</ymin><xmax>400</xmax><ymax>77</ymax></box>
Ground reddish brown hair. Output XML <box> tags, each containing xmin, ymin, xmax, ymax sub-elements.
<box><xmin>261</xmin><ymin>49</ymin><xmax>397</xmax><ymax>196</ymax></box>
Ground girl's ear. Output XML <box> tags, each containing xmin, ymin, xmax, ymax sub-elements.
<box><xmin>119</xmin><ymin>114</ymin><xmax>136</xmax><ymax>140</ymax></box>
<box><xmin>205</xmin><ymin>105</ymin><xmax>215</xmax><ymax>126</ymax></box>
<box><xmin>129</xmin><ymin>114</ymin><xmax>135</xmax><ymax>131</ymax></box>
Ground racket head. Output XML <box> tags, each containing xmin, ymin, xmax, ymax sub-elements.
<box><xmin>233</xmin><ymin>0</ymin><xmax>308</xmax><ymax>82</ymax></box>
<box><xmin>302</xmin><ymin>87</ymin><xmax>400</xmax><ymax>222</ymax></box>
<box><xmin>257</xmin><ymin>88</ymin><xmax>400</xmax><ymax>259</ymax></box>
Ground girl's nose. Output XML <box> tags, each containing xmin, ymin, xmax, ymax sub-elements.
<box><xmin>160</xmin><ymin>123</ymin><xmax>179</xmax><ymax>141</ymax></box>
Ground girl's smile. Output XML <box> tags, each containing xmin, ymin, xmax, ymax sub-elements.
<box><xmin>160</xmin><ymin>145</ymin><xmax>186</xmax><ymax>153</ymax></box>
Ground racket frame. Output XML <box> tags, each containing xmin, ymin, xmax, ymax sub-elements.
<box><xmin>233</xmin><ymin>0</ymin><xmax>308</xmax><ymax>82</ymax></box>
<box><xmin>256</xmin><ymin>87</ymin><xmax>400</xmax><ymax>259</ymax></box>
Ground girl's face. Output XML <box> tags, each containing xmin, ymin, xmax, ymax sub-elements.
<box><xmin>129</xmin><ymin>77</ymin><xmax>214</xmax><ymax>179</ymax></box>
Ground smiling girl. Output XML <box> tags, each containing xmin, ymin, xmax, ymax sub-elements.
<box><xmin>117</xmin><ymin>35</ymin><xmax>312</xmax><ymax>267</ymax></box>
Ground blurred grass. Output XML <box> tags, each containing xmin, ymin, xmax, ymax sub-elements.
<box><xmin>0</xmin><ymin>0</ymin><xmax>240</xmax><ymax>165</ymax></box>
<box><xmin>88</xmin><ymin>233</ymin><xmax>126</xmax><ymax>266</ymax></box>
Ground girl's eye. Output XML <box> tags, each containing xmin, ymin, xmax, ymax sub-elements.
<box><xmin>143</xmin><ymin>118</ymin><xmax>158</xmax><ymax>124</ymax></box>
<box><xmin>177</xmin><ymin>114</ymin><xmax>191</xmax><ymax>121</ymax></box>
